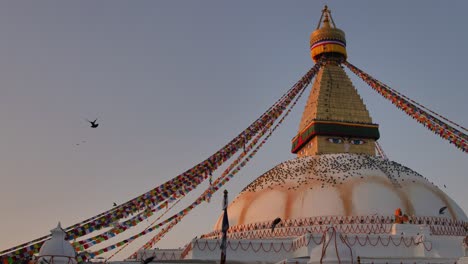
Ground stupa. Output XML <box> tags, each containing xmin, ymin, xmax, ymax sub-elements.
<box><xmin>36</xmin><ymin>223</ymin><xmax>77</xmax><ymax>264</ymax></box>
<box><xmin>135</xmin><ymin>6</ymin><xmax>468</xmax><ymax>264</ymax></box>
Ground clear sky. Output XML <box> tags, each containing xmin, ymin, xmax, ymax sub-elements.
<box><xmin>0</xmin><ymin>0</ymin><xmax>467</xmax><ymax>261</ymax></box>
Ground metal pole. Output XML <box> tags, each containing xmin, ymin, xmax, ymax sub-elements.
<box><xmin>220</xmin><ymin>190</ymin><xmax>229</xmax><ymax>264</ymax></box>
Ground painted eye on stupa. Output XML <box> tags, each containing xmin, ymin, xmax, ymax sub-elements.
<box><xmin>327</xmin><ymin>138</ymin><xmax>343</xmax><ymax>144</ymax></box>
<box><xmin>350</xmin><ymin>139</ymin><xmax>366</xmax><ymax>145</ymax></box>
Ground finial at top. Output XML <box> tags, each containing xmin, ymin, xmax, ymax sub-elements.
<box><xmin>316</xmin><ymin>5</ymin><xmax>336</xmax><ymax>29</ymax></box>
<box><xmin>310</xmin><ymin>5</ymin><xmax>347</xmax><ymax>62</ymax></box>
<box><xmin>51</xmin><ymin>221</ymin><xmax>66</xmax><ymax>238</ymax></box>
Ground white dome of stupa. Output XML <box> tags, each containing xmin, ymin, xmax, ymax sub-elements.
<box><xmin>37</xmin><ymin>222</ymin><xmax>77</xmax><ymax>264</ymax></box>
<box><xmin>214</xmin><ymin>154</ymin><xmax>467</xmax><ymax>229</ymax></box>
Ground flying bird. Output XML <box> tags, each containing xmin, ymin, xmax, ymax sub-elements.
<box><xmin>439</xmin><ymin>206</ymin><xmax>448</xmax><ymax>215</ymax></box>
<box><xmin>271</xmin><ymin>217</ymin><xmax>282</xmax><ymax>232</ymax></box>
<box><xmin>113</xmin><ymin>202</ymin><xmax>117</xmax><ymax>207</ymax></box>
<box><xmin>87</xmin><ymin>119</ymin><xmax>99</xmax><ymax>128</ymax></box>
<box><xmin>142</xmin><ymin>256</ymin><xmax>155</xmax><ymax>264</ymax></box>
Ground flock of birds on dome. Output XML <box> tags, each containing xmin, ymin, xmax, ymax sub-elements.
<box><xmin>239</xmin><ymin>154</ymin><xmax>445</xmax><ymax>195</ymax></box>
<box><xmin>231</xmin><ymin>154</ymin><xmax>455</xmax><ymax>219</ymax></box>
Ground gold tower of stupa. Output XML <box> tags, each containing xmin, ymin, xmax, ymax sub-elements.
<box><xmin>291</xmin><ymin>6</ymin><xmax>380</xmax><ymax>157</ymax></box>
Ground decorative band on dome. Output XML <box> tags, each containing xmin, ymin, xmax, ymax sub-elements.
<box><xmin>310</xmin><ymin>39</ymin><xmax>347</xmax><ymax>62</ymax></box>
<box><xmin>310</xmin><ymin>39</ymin><xmax>346</xmax><ymax>50</ymax></box>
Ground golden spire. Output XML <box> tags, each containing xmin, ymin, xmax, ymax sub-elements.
<box><xmin>291</xmin><ymin>6</ymin><xmax>380</xmax><ymax>156</ymax></box>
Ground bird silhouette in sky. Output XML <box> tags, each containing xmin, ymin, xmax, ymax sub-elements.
<box><xmin>75</xmin><ymin>140</ymin><xmax>86</xmax><ymax>147</ymax></box>
<box><xmin>113</xmin><ymin>202</ymin><xmax>117</xmax><ymax>207</ymax></box>
<box><xmin>439</xmin><ymin>206</ymin><xmax>448</xmax><ymax>215</ymax></box>
<box><xmin>87</xmin><ymin>119</ymin><xmax>99</xmax><ymax>128</ymax></box>
<box><xmin>271</xmin><ymin>217</ymin><xmax>281</xmax><ymax>232</ymax></box>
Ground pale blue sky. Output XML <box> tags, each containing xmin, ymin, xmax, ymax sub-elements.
<box><xmin>0</xmin><ymin>1</ymin><xmax>467</xmax><ymax>260</ymax></box>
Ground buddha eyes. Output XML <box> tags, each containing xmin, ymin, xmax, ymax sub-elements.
<box><xmin>350</xmin><ymin>139</ymin><xmax>366</xmax><ymax>145</ymax></box>
<box><xmin>328</xmin><ymin>138</ymin><xmax>343</xmax><ymax>144</ymax></box>
<box><xmin>327</xmin><ymin>138</ymin><xmax>366</xmax><ymax>145</ymax></box>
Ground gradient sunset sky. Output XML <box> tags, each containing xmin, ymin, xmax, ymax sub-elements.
<box><xmin>0</xmin><ymin>1</ymin><xmax>467</xmax><ymax>260</ymax></box>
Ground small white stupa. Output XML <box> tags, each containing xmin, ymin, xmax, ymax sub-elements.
<box><xmin>37</xmin><ymin>222</ymin><xmax>77</xmax><ymax>264</ymax></box>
